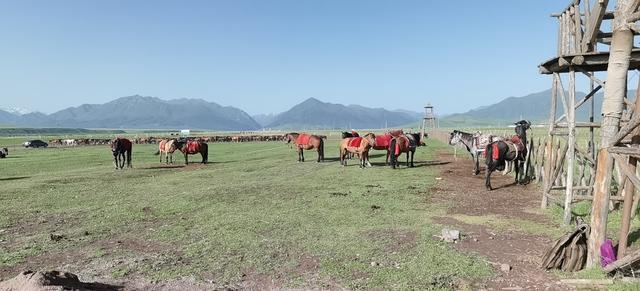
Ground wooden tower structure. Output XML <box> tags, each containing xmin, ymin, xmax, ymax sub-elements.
<box><xmin>539</xmin><ymin>0</ymin><xmax>640</xmax><ymax>267</ymax></box>
<box><xmin>420</xmin><ymin>103</ymin><xmax>437</xmax><ymax>141</ymax></box>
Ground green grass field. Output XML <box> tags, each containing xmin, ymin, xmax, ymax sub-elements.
<box><xmin>0</xmin><ymin>136</ymin><xmax>492</xmax><ymax>289</ymax></box>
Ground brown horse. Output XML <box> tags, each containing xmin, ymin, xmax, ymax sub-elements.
<box><xmin>111</xmin><ymin>138</ymin><xmax>132</xmax><ymax>169</ymax></box>
<box><xmin>371</xmin><ymin>134</ymin><xmax>393</xmax><ymax>165</ymax></box>
<box><xmin>339</xmin><ymin>133</ymin><xmax>375</xmax><ymax>168</ymax></box>
<box><xmin>154</xmin><ymin>139</ymin><xmax>179</xmax><ymax>164</ymax></box>
<box><xmin>175</xmin><ymin>139</ymin><xmax>208</xmax><ymax>164</ymax></box>
<box><xmin>389</xmin><ymin>133</ymin><xmax>422</xmax><ymax>169</ymax></box>
<box><xmin>284</xmin><ymin>133</ymin><xmax>324</xmax><ymax>162</ymax></box>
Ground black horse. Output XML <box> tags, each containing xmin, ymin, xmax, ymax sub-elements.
<box><xmin>389</xmin><ymin>133</ymin><xmax>423</xmax><ymax>169</ymax></box>
<box><xmin>0</xmin><ymin>147</ymin><xmax>7</xmax><ymax>158</ymax></box>
<box><xmin>111</xmin><ymin>138</ymin><xmax>132</xmax><ymax>169</ymax></box>
<box><xmin>484</xmin><ymin>120</ymin><xmax>531</xmax><ymax>190</ymax></box>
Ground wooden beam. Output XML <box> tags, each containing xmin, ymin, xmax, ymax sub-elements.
<box><xmin>555</xmin><ymin>85</ymin><xmax>603</xmax><ymax>123</ymax></box>
<box><xmin>613</xmin><ymin>112</ymin><xmax>640</xmax><ymax>145</ymax></box>
<box><xmin>582</xmin><ymin>0</ymin><xmax>609</xmax><ymax>52</ymax></box>
<box><xmin>603</xmin><ymin>249</ymin><xmax>640</xmax><ymax>274</ymax></box>
<box><xmin>576</xmin><ymin>67</ymin><xmax>606</xmax><ymax>86</ymax></box>
<box><xmin>612</xmin><ymin>153</ymin><xmax>640</xmax><ymax>190</ymax></box>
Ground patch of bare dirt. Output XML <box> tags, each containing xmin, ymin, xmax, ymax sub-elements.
<box><xmin>430</xmin><ymin>150</ymin><xmax>570</xmax><ymax>290</ymax></box>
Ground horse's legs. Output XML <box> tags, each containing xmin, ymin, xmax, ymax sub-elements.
<box><xmin>127</xmin><ymin>150</ymin><xmax>132</xmax><ymax>168</ymax></box>
<box><xmin>185</xmin><ymin>153</ymin><xmax>189</xmax><ymax>165</ymax></box>
<box><xmin>410</xmin><ymin>150</ymin><xmax>415</xmax><ymax>167</ymax></box>
<box><xmin>514</xmin><ymin>160</ymin><xmax>520</xmax><ymax>184</ymax></box>
<box><xmin>366</xmin><ymin>151</ymin><xmax>372</xmax><ymax>167</ymax></box>
<box><xmin>113</xmin><ymin>155</ymin><xmax>118</xmax><ymax>169</ymax></box>
<box><xmin>300</xmin><ymin>148</ymin><xmax>305</xmax><ymax>162</ymax></box>
<box><xmin>485</xmin><ymin>165</ymin><xmax>494</xmax><ymax>190</ymax></box>
<box><xmin>406</xmin><ymin>151</ymin><xmax>409</xmax><ymax>167</ymax></box>
<box><xmin>119</xmin><ymin>153</ymin><xmax>125</xmax><ymax>169</ymax></box>
<box><xmin>474</xmin><ymin>153</ymin><xmax>480</xmax><ymax>175</ymax></box>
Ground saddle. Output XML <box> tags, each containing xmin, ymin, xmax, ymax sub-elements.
<box><xmin>186</xmin><ymin>141</ymin><xmax>200</xmax><ymax>154</ymax></box>
<box><xmin>296</xmin><ymin>134</ymin><xmax>311</xmax><ymax>146</ymax></box>
<box><xmin>348</xmin><ymin>137</ymin><xmax>363</xmax><ymax>148</ymax></box>
<box><xmin>375</xmin><ymin>135</ymin><xmax>392</xmax><ymax>148</ymax></box>
<box><xmin>394</xmin><ymin>135</ymin><xmax>410</xmax><ymax>155</ymax></box>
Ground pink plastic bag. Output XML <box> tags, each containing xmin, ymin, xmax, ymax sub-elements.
<box><xmin>600</xmin><ymin>239</ymin><xmax>617</xmax><ymax>267</ymax></box>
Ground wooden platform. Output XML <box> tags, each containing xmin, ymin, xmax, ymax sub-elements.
<box><xmin>539</xmin><ymin>49</ymin><xmax>640</xmax><ymax>74</ymax></box>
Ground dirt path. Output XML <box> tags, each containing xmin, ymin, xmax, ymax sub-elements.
<box><xmin>430</xmin><ymin>150</ymin><xmax>570</xmax><ymax>290</ymax></box>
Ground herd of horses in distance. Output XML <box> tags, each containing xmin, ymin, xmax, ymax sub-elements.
<box><xmin>10</xmin><ymin>120</ymin><xmax>533</xmax><ymax>191</ymax></box>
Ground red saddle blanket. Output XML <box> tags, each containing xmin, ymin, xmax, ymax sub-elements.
<box><xmin>348</xmin><ymin>137</ymin><xmax>363</xmax><ymax>148</ymax></box>
<box><xmin>489</xmin><ymin>136</ymin><xmax>525</xmax><ymax>160</ymax></box>
<box><xmin>186</xmin><ymin>141</ymin><xmax>200</xmax><ymax>154</ymax></box>
<box><xmin>296</xmin><ymin>134</ymin><xmax>311</xmax><ymax>145</ymax></box>
<box><xmin>375</xmin><ymin>135</ymin><xmax>392</xmax><ymax>148</ymax></box>
<box><xmin>394</xmin><ymin>136</ymin><xmax>409</xmax><ymax>155</ymax></box>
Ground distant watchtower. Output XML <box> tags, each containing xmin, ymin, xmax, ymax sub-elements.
<box><xmin>420</xmin><ymin>103</ymin><xmax>437</xmax><ymax>140</ymax></box>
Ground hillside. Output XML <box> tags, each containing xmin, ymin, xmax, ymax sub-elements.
<box><xmin>2</xmin><ymin>96</ymin><xmax>261</xmax><ymax>130</ymax></box>
<box><xmin>266</xmin><ymin>98</ymin><xmax>419</xmax><ymax>129</ymax></box>
<box><xmin>438</xmin><ymin>89</ymin><xmax>624</xmax><ymax>127</ymax></box>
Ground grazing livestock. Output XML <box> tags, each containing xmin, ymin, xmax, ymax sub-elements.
<box><xmin>175</xmin><ymin>139</ymin><xmax>208</xmax><ymax>165</ymax></box>
<box><xmin>0</xmin><ymin>147</ymin><xmax>7</xmax><ymax>158</ymax></box>
<box><xmin>339</xmin><ymin>133</ymin><xmax>375</xmax><ymax>168</ymax></box>
<box><xmin>111</xmin><ymin>138</ymin><xmax>132</xmax><ymax>169</ymax></box>
<box><xmin>449</xmin><ymin>130</ymin><xmax>504</xmax><ymax>175</ymax></box>
<box><xmin>284</xmin><ymin>133</ymin><xmax>325</xmax><ymax>163</ymax></box>
<box><xmin>389</xmin><ymin>133</ymin><xmax>423</xmax><ymax>169</ymax></box>
<box><xmin>484</xmin><ymin>120</ymin><xmax>531</xmax><ymax>190</ymax></box>
<box><xmin>154</xmin><ymin>139</ymin><xmax>179</xmax><ymax>164</ymax></box>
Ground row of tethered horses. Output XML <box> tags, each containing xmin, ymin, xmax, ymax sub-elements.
<box><xmin>110</xmin><ymin>120</ymin><xmax>531</xmax><ymax>190</ymax></box>
<box><xmin>108</xmin><ymin>129</ymin><xmax>426</xmax><ymax>170</ymax></box>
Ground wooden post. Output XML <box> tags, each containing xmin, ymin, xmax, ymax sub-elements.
<box><xmin>618</xmin><ymin>77</ymin><xmax>640</xmax><ymax>257</ymax></box>
<box><xmin>544</xmin><ymin>77</ymin><xmax>559</xmax><ymax>208</ymax></box>
<box><xmin>588</xmin><ymin>0</ymin><xmax>639</xmax><ymax>268</ymax></box>
<box><xmin>564</xmin><ymin>69</ymin><xmax>577</xmax><ymax>225</ymax></box>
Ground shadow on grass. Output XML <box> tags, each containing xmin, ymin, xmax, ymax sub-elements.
<box><xmin>0</xmin><ymin>176</ymin><xmax>30</xmax><ymax>181</ymax></box>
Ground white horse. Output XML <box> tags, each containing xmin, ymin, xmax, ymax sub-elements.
<box><xmin>449</xmin><ymin>130</ymin><xmax>504</xmax><ymax>175</ymax></box>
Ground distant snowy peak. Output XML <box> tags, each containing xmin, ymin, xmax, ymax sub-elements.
<box><xmin>0</xmin><ymin>106</ymin><xmax>32</xmax><ymax>115</ymax></box>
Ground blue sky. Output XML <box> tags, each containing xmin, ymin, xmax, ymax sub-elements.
<box><xmin>0</xmin><ymin>1</ymin><xmax>564</xmax><ymax>115</ymax></box>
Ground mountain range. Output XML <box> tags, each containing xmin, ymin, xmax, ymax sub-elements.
<box><xmin>3</xmin><ymin>89</ymin><xmax>624</xmax><ymax>130</ymax></box>
<box><xmin>0</xmin><ymin>96</ymin><xmax>420</xmax><ymax>130</ymax></box>
<box><xmin>438</xmin><ymin>89</ymin><xmax>631</xmax><ymax>127</ymax></box>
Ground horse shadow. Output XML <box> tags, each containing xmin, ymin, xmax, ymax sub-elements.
<box><xmin>490</xmin><ymin>182</ymin><xmax>518</xmax><ymax>190</ymax></box>
<box><xmin>141</xmin><ymin>165</ymin><xmax>185</xmax><ymax>170</ymax></box>
<box><xmin>0</xmin><ymin>176</ymin><xmax>30</xmax><ymax>181</ymax></box>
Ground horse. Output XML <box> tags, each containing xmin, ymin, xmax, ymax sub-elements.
<box><xmin>339</xmin><ymin>133</ymin><xmax>375</xmax><ymax>168</ymax></box>
<box><xmin>484</xmin><ymin>120</ymin><xmax>531</xmax><ymax>190</ymax></box>
<box><xmin>154</xmin><ymin>139</ymin><xmax>179</xmax><ymax>164</ymax></box>
<box><xmin>111</xmin><ymin>138</ymin><xmax>132</xmax><ymax>169</ymax></box>
<box><xmin>341</xmin><ymin>131</ymin><xmax>360</xmax><ymax>159</ymax></box>
<box><xmin>389</xmin><ymin>133</ymin><xmax>423</xmax><ymax>169</ymax></box>
<box><xmin>175</xmin><ymin>139</ymin><xmax>208</xmax><ymax>165</ymax></box>
<box><xmin>284</xmin><ymin>133</ymin><xmax>325</xmax><ymax>162</ymax></box>
<box><xmin>0</xmin><ymin>147</ymin><xmax>7</xmax><ymax>158</ymax></box>
<box><xmin>449</xmin><ymin>130</ymin><xmax>504</xmax><ymax>175</ymax></box>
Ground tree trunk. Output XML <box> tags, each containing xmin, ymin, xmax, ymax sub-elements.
<box><xmin>587</xmin><ymin>0</ymin><xmax>639</xmax><ymax>268</ymax></box>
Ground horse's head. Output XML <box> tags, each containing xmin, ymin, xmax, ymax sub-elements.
<box><xmin>341</xmin><ymin>132</ymin><xmax>350</xmax><ymax>139</ymax></box>
<box><xmin>449</xmin><ymin>131</ymin><xmax>461</xmax><ymax>146</ymax></box>
<box><xmin>363</xmin><ymin>133</ymin><xmax>376</xmax><ymax>146</ymax></box>
<box><xmin>514</xmin><ymin>120</ymin><xmax>531</xmax><ymax>137</ymax></box>
<box><xmin>284</xmin><ymin>133</ymin><xmax>297</xmax><ymax>144</ymax></box>
<box><xmin>111</xmin><ymin>139</ymin><xmax>120</xmax><ymax>156</ymax></box>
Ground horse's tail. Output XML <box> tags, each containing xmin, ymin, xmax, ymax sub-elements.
<box><xmin>202</xmin><ymin>143</ymin><xmax>209</xmax><ymax>163</ymax></box>
<box><xmin>154</xmin><ymin>150</ymin><xmax>160</xmax><ymax>155</ymax></box>
<box><xmin>389</xmin><ymin>138</ymin><xmax>397</xmax><ymax>166</ymax></box>
<box><xmin>485</xmin><ymin>142</ymin><xmax>494</xmax><ymax>164</ymax></box>
<box><xmin>319</xmin><ymin>137</ymin><xmax>325</xmax><ymax>161</ymax></box>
